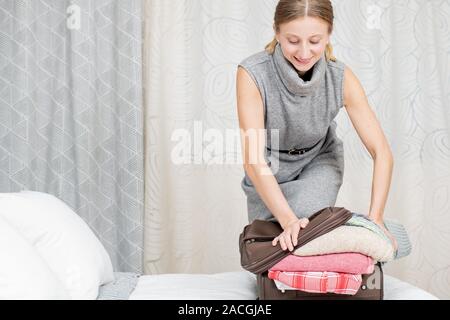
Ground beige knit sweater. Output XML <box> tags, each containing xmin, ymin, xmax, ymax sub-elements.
<box><xmin>294</xmin><ymin>226</ymin><xmax>395</xmax><ymax>262</ymax></box>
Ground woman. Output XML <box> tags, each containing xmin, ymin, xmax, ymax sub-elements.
<box><xmin>236</xmin><ymin>0</ymin><xmax>397</xmax><ymax>252</ymax></box>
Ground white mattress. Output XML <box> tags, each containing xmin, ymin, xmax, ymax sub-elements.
<box><xmin>129</xmin><ymin>271</ymin><xmax>438</xmax><ymax>300</ymax></box>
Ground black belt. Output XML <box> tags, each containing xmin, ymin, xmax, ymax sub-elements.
<box><xmin>267</xmin><ymin>140</ymin><xmax>321</xmax><ymax>155</ymax></box>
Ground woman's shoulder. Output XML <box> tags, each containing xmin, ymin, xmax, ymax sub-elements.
<box><xmin>325</xmin><ymin>58</ymin><xmax>347</xmax><ymax>89</ymax></box>
<box><xmin>326</xmin><ymin>58</ymin><xmax>346</xmax><ymax>73</ymax></box>
<box><xmin>238</xmin><ymin>49</ymin><xmax>272</xmax><ymax>71</ymax></box>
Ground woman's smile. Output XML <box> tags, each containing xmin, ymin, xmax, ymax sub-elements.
<box><xmin>294</xmin><ymin>56</ymin><xmax>313</xmax><ymax>65</ymax></box>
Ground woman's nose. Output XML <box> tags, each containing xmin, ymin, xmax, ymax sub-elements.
<box><xmin>298</xmin><ymin>44</ymin><xmax>311</xmax><ymax>58</ymax></box>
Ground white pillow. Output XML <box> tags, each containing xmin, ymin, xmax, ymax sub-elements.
<box><xmin>0</xmin><ymin>191</ymin><xmax>114</xmax><ymax>300</ymax></box>
<box><xmin>0</xmin><ymin>215</ymin><xmax>69</xmax><ymax>300</ymax></box>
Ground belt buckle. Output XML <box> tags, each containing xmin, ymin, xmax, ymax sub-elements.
<box><xmin>288</xmin><ymin>148</ymin><xmax>307</xmax><ymax>155</ymax></box>
<box><xmin>288</xmin><ymin>148</ymin><xmax>300</xmax><ymax>155</ymax></box>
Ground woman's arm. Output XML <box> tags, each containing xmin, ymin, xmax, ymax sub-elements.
<box><xmin>236</xmin><ymin>67</ymin><xmax>298</xmax><ymax>229</ymax></box>
<box><xmin>343</xmin><ymin>66</ymin><xmax>394</xmax><ymax>224</ymax></box>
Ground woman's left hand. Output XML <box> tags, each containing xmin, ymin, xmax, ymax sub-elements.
<box><xmin>370</xmin><ymin>217</ymin><xmax>398</xmax><ymax>253</ymax></box>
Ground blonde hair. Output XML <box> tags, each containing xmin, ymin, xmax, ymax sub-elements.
<box><xmin>265</xmin><ymin>0</ymin><xmax>337</xmax><ymax>62</ymax></box>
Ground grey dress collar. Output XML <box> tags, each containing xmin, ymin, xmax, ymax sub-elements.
<box><xmin>272</xmin><ymin>43</ymin><xmax>326</xmax><ymax>96</ymax></box>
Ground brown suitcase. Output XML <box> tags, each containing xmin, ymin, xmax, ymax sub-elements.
<box><xmin>239</xmin><ymin>207</ymin><xmax>353</xmax><ymax>274</ymax></box>
<box><xmin>257</xmin><ymin>263</ymin><xmax>384</xmax><ymax>300</ymax></box>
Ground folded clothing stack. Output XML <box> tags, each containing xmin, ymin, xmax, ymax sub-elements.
<box><xmin>267</xmin><ymin>213</ymin><xmax>411</xmax><ymax>296</ymax></box>
<box><xmin>268</xmin><ymin>252</ymin><xmax>375</xmax><ymax>295</ymax></box>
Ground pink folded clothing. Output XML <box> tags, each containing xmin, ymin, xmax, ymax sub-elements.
<box><xmin>270</xmin><ymin>253</ymin><xmax>375</xmax><ymax>275</ymax></box>
<box><xmin>268</xmin><ymin>270</ymin><xmax>363</xmax><ymax>296</ymax></box>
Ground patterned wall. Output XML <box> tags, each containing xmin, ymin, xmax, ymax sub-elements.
<box><xmin>0</xmin><ymin>0</ymin><xmax>144</xmax><ymax>273</ymax></box>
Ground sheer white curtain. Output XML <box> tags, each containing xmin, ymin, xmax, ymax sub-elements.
<box><xmin>143</xmin><ymin>0</ymin><xmax>450</xmax><ymax>299</ymax></box>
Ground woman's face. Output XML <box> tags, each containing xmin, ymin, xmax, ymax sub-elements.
<box><xmin>276</xmin><ymin>16</ymin><xmax>330</xmax><ymax>75</ymax></box>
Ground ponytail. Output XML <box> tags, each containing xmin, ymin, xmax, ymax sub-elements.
<box><xmin>265</xmin><ymin>36</ymin><xmax>278</xmax><ymax>54</ymax></box>
<box><xmin>325</xmin><ymin>43</ymin><xmax>337</xmax><ymax>62</ymax></box>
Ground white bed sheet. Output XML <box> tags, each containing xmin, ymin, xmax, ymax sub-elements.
<box><xmin>129</xmin><ymin>271</ymin><xmax>438</xmax><ymax>300</ymax></box>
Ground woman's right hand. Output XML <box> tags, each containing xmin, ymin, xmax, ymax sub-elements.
<box><xmin>272</xmin><ymin>218</ymin><xmax>310</xmax><ymax>252</ymax></box>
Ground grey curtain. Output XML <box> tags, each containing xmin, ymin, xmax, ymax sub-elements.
<box><xmin>0</xmin><ymin>0</ymin><xmax>144</xmax><ymax>273</ymax></box>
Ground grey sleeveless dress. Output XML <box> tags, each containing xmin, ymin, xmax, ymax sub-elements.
<box><xmin>238</xmin><ymin>43</ymin><xmax>346</xmax><ymax>223</ymax></box>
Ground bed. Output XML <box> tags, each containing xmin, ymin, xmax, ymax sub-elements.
<box><xmin>97</xmin><ymin>271</ymin><xmax>439</xmax><ymax>300</ymax></box>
